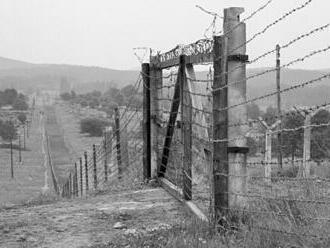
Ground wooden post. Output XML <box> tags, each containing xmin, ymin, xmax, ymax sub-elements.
<box><xmin>84</xmin><ymin>151</ymin><xmax>89</xmax><ymax>192</ymax></box>
<box><xmin>63</xmin><ymin>182</ymin><xmax>66</xmax><ymax>198</ymax></box>
<box><xmin>103</xmin><ymin>132</ymin><xmax>108</xmax><ymax>182</ymax></box>
<box><xmin>213</xmin><ymin>35</ymin><xmax>229</xmax><ymax>216</ymax></box>
<box><xmin>180</xmin><ymin>55</ymin><xmax>192</xmax><ymax>201</ymax></box>
<box><xmin>265</xmin><ymin>130</ymin><xmax>272</xmax><ymax>182</ymax></box>
<box><xmin>10</xmin><ymin>139</ymin><xmax>14</xmax><ymax>179</ymax></box>
<box><xmin>93</xmin><ymin>144</ymin><xmax>97</xmax><ymax>189</ymax></box>
<box><xmin>142</xmin><ymin>63</ymin><xmax>152</xmax><ymax>180</ymax></box>
<box><xmin>105</xmin><ymin>127</ymin><xmax>113</xmax><ymax>174</ymax></box>
<box><xmin>80</xmin><ymin>157</ymin><xmax>83</xmax><ymax>196</ymax></box>
<box><xmin>115</xmin><ymin>107</ymin><xmax>122</xmax><ymax>179</ymax></box>
<box><xmin>224</xmin><ymin>7</ymin><xmax>249</xmax><ymax>209</ymax></box>
<box><xmin>149</xmin><ymin>64</ymin><xmax>163</xmax><ymax>178</ymax></box>
<box><xmin>66</xmin><ymin>181</ymin><xmax>69</xmax><ymax>198</ymax></box>
<box><xmin>69</xmin><ymin>173</ymin><xmax>72</xmax><ymax>198</ymax></box>
<box><xmin>74</xmin><ymin>163</ymin><xmax>78</xmax><ymax>197</ymax></box>
<box><xmin>26</xmin><ymin>121</ymin><xmax>29</xmax><ymax>138</ymax></box>
<box><xmin>276</xmin><ymin>44</ymin><xmax>283</xmax><ymax>169</ymax></box>
<box><xmin>303</xmin><ymin>114</ymin><xmax>311</xmax><ymax>177</ymax></box>
<box><xmin>18</xmin><ymin>135</ymin><xmax>22</xmax><ymax>163</ymax></box>
<box><xmin>23</xmin><ymin>125</ymin><xmax>26</xmax><ymax>150</ymax></box>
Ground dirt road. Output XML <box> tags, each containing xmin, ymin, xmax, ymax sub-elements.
<box><xmin>0</xmin><ymin>187</ymin><xmax>186</xmax><ymax>248</ymax></box>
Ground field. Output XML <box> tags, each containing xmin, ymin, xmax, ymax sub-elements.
<box><xmin>0</xmin><ymin>95</ymin><xmax>105</xmax><ymax>207</ymax></box>
<box><xmin>0</xmin><ymin>110</ymin><xmax>50</xmax><ymax>207</ymax></box>
<box><xmin>43</xmin><ymin>99</ymin><xmax>103</xmax><ymax>187</ymax></box>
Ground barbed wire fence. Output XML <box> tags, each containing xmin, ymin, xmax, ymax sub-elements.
<box><xmin>140</xmin><ymin>1</ymin><xmax>330</xmax><ymax>246</ymax></box>
<box><xmin>60</xmin><ymin>76</ymin><xmax>144</xmax><ymax>198</ymax></box>
<box><xmin>58</xmin><ymin>0</ymin><xmax>330</xmax><ymax>246</ymax></box>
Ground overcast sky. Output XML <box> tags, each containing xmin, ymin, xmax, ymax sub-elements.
<box><xmin>0</xmin><ymin>0</ymin><xmax>329</xmax><ymax>70</ymax></box>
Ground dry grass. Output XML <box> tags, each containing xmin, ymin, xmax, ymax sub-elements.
<box><xmin>0</xmin><ymin>112</ymin><xmax>46</xmax><ymax>207</ymax></box>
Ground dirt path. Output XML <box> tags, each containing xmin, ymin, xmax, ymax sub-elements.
<box><xmin>40</xmin><ymin>113</ymin><xmax>50</xmax><ymax>194</ymax></box>
<box><xmin>0</xmin><ymin>187</ymin><xmax>185</xmax><ymax>248</ymax></box>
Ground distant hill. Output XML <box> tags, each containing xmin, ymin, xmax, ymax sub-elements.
<box><xmin>0</xmin><ymin>57</ymin><xmax>36</xmax><ymax>70</ymax></box>
<box><xmin>0</xmin><ymin>56</ymin><xmax>329</xmax><ymax>109</ymax></box>
<box><xmin>0</xmin><ymin>57</ymin><xmax>139</xmax><ymax>93</ymax></box>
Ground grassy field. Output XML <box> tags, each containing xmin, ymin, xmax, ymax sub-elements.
<box><xmin>0</xmin><ymin>110</ymin><xmax>49</xmax><ymax>207</ymax></box>
<box><xmin>54</xmin><ymin>102</ymin><xmax>101</xmax><ymax>160</ymax></box>
<box><xmin>0</xmin><ymin>96</ymin><xmax>105</xmax><ymax>206</ymax></box>
<box><xmin>44</xmin><ymin>101</ymin><xmax>103</xmax><ymax>190</ymax></box>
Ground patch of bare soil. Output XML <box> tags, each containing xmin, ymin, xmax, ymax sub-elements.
<box><xmin>0</xmin><ymin>187</ymin><xmax>186</xmax><ymax>248</ymax></box>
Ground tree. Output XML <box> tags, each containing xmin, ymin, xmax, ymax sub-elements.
<box><xmin>247</xmin><ymin>103</ymin><xmax>261</xmax><ymax>120</ymax></box>
<box><xmin>281</xmin><ymin>111</ymin><xmax>304</xmax><ymax>160</ymax></box>
<box><xmin>2</xmin><ymin>89</ymin><xmax>18</xmax><ymax>105</ymax></box>
<box><xmin>60</xmin><ymin>92</ymin><xmax>72</xmax><ymax>101</ymax></box>
<box><xmin>105</xmin><ymin>86</ymin><xmax>125</xmax><ymax>106</ymax></box>
<box><xmin>70</xmin><ymin>90</ymin><xmax>76</xmax><ymax>99</ymax></box>
<box><xmin>247</xmin><ymin>137</ymin><xmax>258</xmax><ymax>156</ymax></box>
<box><xmin>13</xmin><ymin>97</ymin><xmax>28</xmax><ymax>110</ymax></box>
<box><xmin>121</xmin><ymin>84</ymin><xmax>135</xmax><ymax>98</ymax></box>
<box><xmin>311</xmin><ymin>109</ymin><xmax>330</xmax><ymax>160</ymax></box>
<box><xmin>262</xmin><ymin>106</ymin><xmax>277</xmax><ymax>126</ymax></box>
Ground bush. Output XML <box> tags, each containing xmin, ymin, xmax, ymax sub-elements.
<box><xmin>17</xmin><ymin>113</ymin><xmax>27</xmax><ymax>124</ymax></box>
<box><xmin>0</xmin><ymin>120</ymin><xmax>17</xmax><ymax>141</ymax></box>
<box><xmin>80</xmin><ymin>118</ymin><xmax>108</xmax><ymax>137</ymax></box>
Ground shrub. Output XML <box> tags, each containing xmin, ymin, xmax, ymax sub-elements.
<box><xmin>80</xmin><ymin>118</ymin><xmax>108</xmax><ymax>137</ymax></box>
<box><xmin>0</xmin><ymin>120</ymin><xmax>17</xmax><ymax>141</ymax></box>
<box><xmin>17</xmin><ymin>113</ymin><xmax>27</xmax><ymax>124</ymax></box>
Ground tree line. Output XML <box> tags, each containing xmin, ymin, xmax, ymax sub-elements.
<box><xmin>0</xmin><ymin>88</ymin><xmax>29</xmax><ymax>111</ymax></box>
<box><xmin>60</xmin><ymin>84</ymin><xmax>142</xmax><ymax>117</ymax></box>
<box><xmin>248</xmin><ymin>103</ymin><xmax>330</xmax><ymax>161</ymax></box>
<box><xmin>60</xmin><ymin>84</ymin><xmax>142</xmax><ymax>137</ymax></box>
<box><xmin>0</xmin><ymin>89</ymin><xmax>29</xmax><ymax>142</ymax></box>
